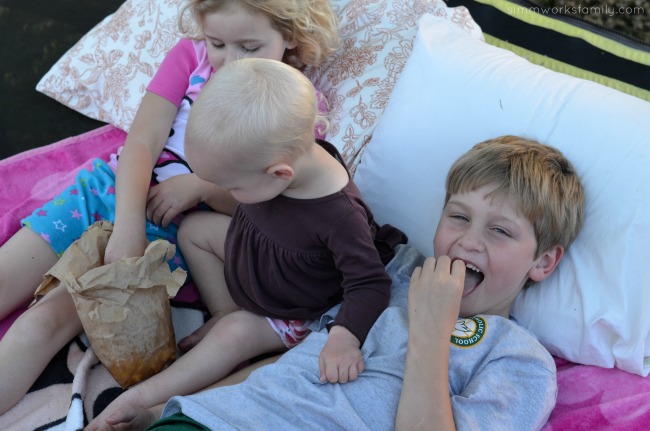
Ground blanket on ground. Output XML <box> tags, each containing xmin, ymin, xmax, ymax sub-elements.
<box><xmin>1</xmin><ymin>126</ymin><xmax>650</xmax><ymax>430</ymax></box>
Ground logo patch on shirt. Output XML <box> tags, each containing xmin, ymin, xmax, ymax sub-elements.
<box><xmin>450</xmin><ymin>316</ymin><xmax>487</xmax><ymax>348</ymax></box>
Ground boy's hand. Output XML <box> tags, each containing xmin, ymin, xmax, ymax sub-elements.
<box><xmin>408</xmin><ymin>256</ymin><xmax>466</xmax><ymax>340</ymax></box>
<box><xmin>319</xmin><ymin>325</ymin><xmax>364</xmax><ymax>384</ymax></box>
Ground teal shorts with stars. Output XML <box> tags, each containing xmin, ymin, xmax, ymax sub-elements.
<box><xmin>21</xmin><ymin>159</ymin><xmax>186</xmax><ymax>271</ymax></box>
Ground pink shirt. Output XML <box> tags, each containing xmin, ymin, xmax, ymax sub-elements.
<box><xmin>147</xmin><ymin>38</ymin><xmax>213</xmax><ymax>108</ymax></box>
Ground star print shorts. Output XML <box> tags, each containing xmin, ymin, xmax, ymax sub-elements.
<box><xmin>21</xmin><ymin>159</ymin><xmax>187</xmax><ymax>272</ymax></box>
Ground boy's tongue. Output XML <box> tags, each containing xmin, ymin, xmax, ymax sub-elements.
<box><xmin>463</xmin><ymin>268</ymin><xmax>483</xmax><ymax>295</ymax></box>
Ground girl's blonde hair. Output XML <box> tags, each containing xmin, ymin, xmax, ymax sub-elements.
<box><xmin>186</xmin><ymin>58</ymin><xmax>323</xmax><ymax>166</ymax></box>
<box><xmin>445</xmin><ymin>135</ymin><xmax>585</xmax><ymax>259</ymax></box>
<box><xmin>179</xmin><ymin>0</ymin><xmax>339</xmax><ymax>68</ymax></box>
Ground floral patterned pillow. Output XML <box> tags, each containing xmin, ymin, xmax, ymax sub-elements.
<box><xmin>305</xmin><ymin>0</ymin><xmax>479</xmax><ymax>171</ymax></box>
<box><xmin>36</xmin><ymin>0</ymin><xmax>479</xmax><ymax>170</ymax></box>
<box><xmin>36</xmin><ymin>0</ymin><xmax>190</xmax><ymax>133</ymax></box>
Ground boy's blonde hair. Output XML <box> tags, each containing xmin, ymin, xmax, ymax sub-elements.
<box><xmin>186</xmin><ymin>58</ymin><xmax>322</xmax><ymax>165</ymax></box>
<box><xmin>180</xmin><ymin>0</ymin><xmax>340</xmax><ymax>68</ymax></box>
<box><xmin>445</xmin><ymin>135</ymin><xmax>585</xmax><ymax>258</ymax></box>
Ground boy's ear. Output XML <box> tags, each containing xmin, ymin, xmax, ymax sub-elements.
<box><xmin>266</xmin><ymin>163</ymin><xmax>294</xmax><ymax>181</ymax></box>
<box><xmin>285</xmin><ymin>38</ymin><xmax>298</xmax><ymax>50</ymax></box>
<box><xmin>528</xmin><ymin>245</ymin><xmax>564</xmax><ymax>282</ymax></box>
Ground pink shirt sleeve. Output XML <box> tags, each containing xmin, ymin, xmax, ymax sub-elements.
<box><xmin>146</xmin><ymin>38</ymin><xmax>199</xmax><ymax>108</ymax></box>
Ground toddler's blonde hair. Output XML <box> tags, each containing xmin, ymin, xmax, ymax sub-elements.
<box><xmin>187</xmin><ymin>58</ymin><xmax>323</xmax><ymax>166</ymax></box>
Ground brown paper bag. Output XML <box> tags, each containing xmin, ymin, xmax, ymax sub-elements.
<box><xmin>35</xmin><ymin>220</ymin><xmax>187</xmax><ymax>388</ymax></box>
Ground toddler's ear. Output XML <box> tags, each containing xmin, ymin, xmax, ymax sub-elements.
<box><xmin>267</xmin><ymin>163</ymin><xmax>294</xmax><ymax>180</ymax></box>
<box><xmin>529</xmin><ymin>245</ymin><xmax>564</xmax><ymax>282</ymax></box>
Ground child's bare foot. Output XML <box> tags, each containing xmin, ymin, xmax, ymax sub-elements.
<box><xmin>85</xmin><ymin>405</ymin><xmax>157</xmax><ymax>431</ymax></box>
<box><xmin>177</xmin><ymin>315</ymin><xmax>220</xmax><ymax>352</ymax></box>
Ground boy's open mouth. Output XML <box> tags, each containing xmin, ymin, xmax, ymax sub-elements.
<box><xmin>463</xmin><ymin>263</ymin><xmax>484</xmax><ymax>296</ymax></box>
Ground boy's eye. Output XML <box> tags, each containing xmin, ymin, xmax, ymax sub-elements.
<box><xmin>242</xmin><ymin>46</ymin><xmax>260</xmax><ymax>53</ymax></box>
<box><xmin>491</xmin><ymin>227</ymin><xmax>511</xmax><ymax>237</ymax></box>
<box><xmin>211</xmin><ymin>42</ymin><xmax>225</xmax><ymax>49</ymax></box>
<box><xmin>450</xmin><ymin>214</ymin><xmax>469</xmax><ymax>222</ymax></box>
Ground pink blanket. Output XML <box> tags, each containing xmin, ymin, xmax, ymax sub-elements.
<box><xmin>0</xmin><ymin>125</ymin><xmax>125</xmax><ymax>245</ymax></box>
<box><xmin>0</xmin><ymin>125</ymin><xmax>125</xmax><ymax>337</ymax></box>
<box><xmin>1</xmin><ymin>126</ymin><xmax>650</xmax><ymax>430</ymax></box>
<box><xmin>546</xmin><ymin>358</ymin><xmax>650</xmax><ymax>430</ymax></box>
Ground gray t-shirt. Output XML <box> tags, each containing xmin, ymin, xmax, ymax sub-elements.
<box><xmin>162</xmin><ymin>245</ymin><xmax>557</xmax><ymax>430</ymax></box>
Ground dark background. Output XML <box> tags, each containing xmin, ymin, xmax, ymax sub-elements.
<box><xmin>0</xmin><ymin>0</ymin><xmax>646</xmax><ymax>160</ymax></box>
<box><xmin>0</xmin><ymin>0</ymin><xmax>123</xmax><ymax>160</ymax></box>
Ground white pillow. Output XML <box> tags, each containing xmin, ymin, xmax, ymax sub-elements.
<box><xmin>354</xmin><ymin>12</ymin><xmax>650</xmax><ymax>376</ymax></box>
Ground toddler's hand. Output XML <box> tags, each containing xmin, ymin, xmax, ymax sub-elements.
<box><xmin>147</xmin><ymin>174</ymin><xmax>203</xmax><ymax>227</ymax></box>
<box><xmin>319</xmin><ymin>325</ymin><xmax>364</xmax><ymax>383</ymax></box>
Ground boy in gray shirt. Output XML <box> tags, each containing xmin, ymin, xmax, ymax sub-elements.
<box><xmin>91</xmin><ymin>136</ymin><xmax>585</xmax><ymax>431</ymax></box>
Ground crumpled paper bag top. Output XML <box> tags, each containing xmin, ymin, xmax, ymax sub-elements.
<box><xmin>35</xmin><ymin>220</ymin><xmax>187</xmax><ymax>388</ymax></box>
